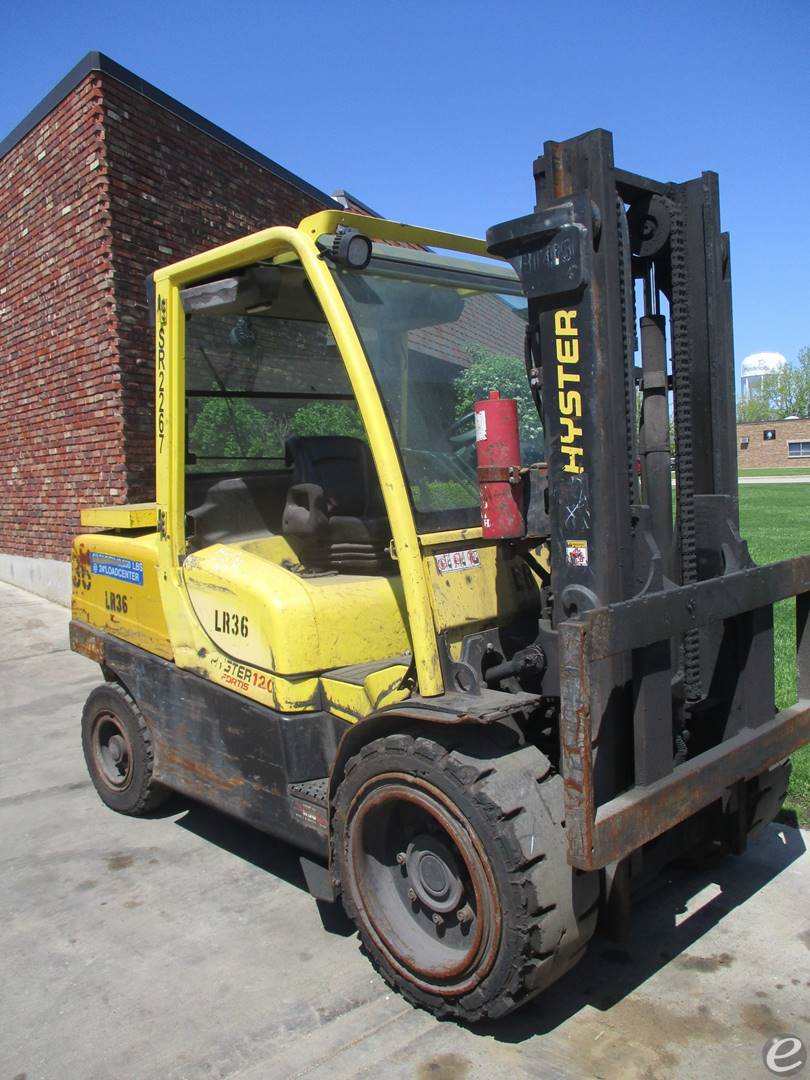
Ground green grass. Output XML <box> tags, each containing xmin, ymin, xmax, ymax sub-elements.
<box><xmin>739</xmin><ymin>467</ymin><xmax>810</xmax><ymax>476</ymax></box>
<box><xmin>739</xmin><ymin>484</ymin><xmax>810</xmax><ymax>826</ymax></box>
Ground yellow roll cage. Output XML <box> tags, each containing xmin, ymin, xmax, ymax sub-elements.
<box><xmin>150</xmin><ymin>211</ymin><xmax>505</xmax><ymax>698</ymax></box>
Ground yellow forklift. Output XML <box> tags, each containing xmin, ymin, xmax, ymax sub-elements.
<box><xmin>71</xmin><ymin>129</ymin><xmax>810</xmax><ymax>1020</ymax></box>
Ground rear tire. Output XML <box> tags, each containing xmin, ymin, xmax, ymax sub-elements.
<box><xmin>333</xmin><ymin>727</ymin><xmax>598</xmax><ymax>1021</ymax></box>
<box><xmin>81</xmin><ymin>682</ymin><xmax>169</xmax><ymax>816</ymax></box>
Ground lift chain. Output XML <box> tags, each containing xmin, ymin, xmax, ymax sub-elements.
<box><xmin>668</xmin><ymin>193</ymin><xmax>701</xmax><ymax>711</ymax></box>
<box><xmin>616</xmin><ymin>195</ymin><xmax>638</xmax><ymax>510</ymax></box>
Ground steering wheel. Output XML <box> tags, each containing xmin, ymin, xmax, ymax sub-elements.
<box><xmin>447</xmin><ymin>411</ymin><xmax>475</xmax><ymax>446</ymax></box>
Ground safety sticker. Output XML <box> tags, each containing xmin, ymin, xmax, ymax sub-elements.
<box><xmin>475</xmin><ymin>411</ymin><xmax>487</xmax><ymax>442</ymax></box>
<box><xmin>435</xmin><ymin>549</ymin><xmax>481</xmax><ymax>575</ymax></box>
<box><xmin>566</xmin><ymin>540</ymin><xmax>589</xmax><ymax>567</ymax></box>
<box><xmin>290</xmin><ymin>797</ymin><xmax>328</xmax><ymax>833</ymax></box>
<box><xmin>90</xmin><ymin>553</ymin><xmax>144</xmax><ymax>586</ymax></box>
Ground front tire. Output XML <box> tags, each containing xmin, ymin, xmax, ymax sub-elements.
<box><xmin>81</xmin><ymin>682</ymin><xmax>169</xmax><ymax>816</ymax></box>
<box><xmin>333</xmin><ymin>728</ymin><xmax>598</xmax><ymax>1021</ymax></box>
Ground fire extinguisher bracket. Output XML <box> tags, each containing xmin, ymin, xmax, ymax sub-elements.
<box><xmin>477</xmin><ymin>465</ymin><xmax>522</xmax><ymax>485</ymax></box>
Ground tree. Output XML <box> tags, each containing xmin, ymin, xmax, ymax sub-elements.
<box><xmin>189</xmin><ymin>399</ymin><xmax>288</xmax><ymax>463</ymax></box>
<box><xmin>736</xmin><ymin>394</ymin><xmax>776</xmax><ymax>423</ymax></box>
<box><xmin>765</xmin><ymin>365</ymin><xmax>801</xmax><ymax>417</ymax></box>
<box><xmin>736</xmin><ymin>346</ymin><xmax>810</xmax><ymax>422</ymax></box>
<box><xmin>291</xmin><ymin>401</ymin><xmax>365</xmax><ymax>439</ymax></box>
<box><xmin>794</xmin><ymin>346</ymin><xmax>810</xmax><ymax>418</ymax></box>
<box><xmin>188</xmin><ymin>398</ymin><xmax>368</xmax><ymax>470</ymax></box>
<box><xmin>455</xmin><ymin>345</ymin><xmax>543</xmax><ymax>455</ymax></box>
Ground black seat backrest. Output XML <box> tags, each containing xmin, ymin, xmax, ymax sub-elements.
<box><xmin>285</xmin><ymin>436</ymin><xmax>383</xmax><ymax>518</ymax></box>
<box><xmin>185</xmin><ymin>472</ymin><xmax>291</xmax><ymax>549</ymax></box>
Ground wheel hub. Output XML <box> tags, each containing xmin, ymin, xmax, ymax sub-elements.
<box><xmin>346</xmin><ymin>774</ymin><xmax>502</xmax><ymax>995</ymax></box>
<box><xmin>92</xmin><ymin>712</ymin><xmax>133</xmax><ymax>790</ymax></box>
<box><xmin>405</xmin><ymin>834</ymin><xmax>464</xmax><ymax>914</ymax></box>
<box><xmin>108</xmin><ymin>734</ymin><xmax>126</xmax><ymax>764</ymax></box>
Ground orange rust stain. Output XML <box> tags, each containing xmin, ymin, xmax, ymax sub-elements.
<box><xmin>70</xmin><ymin>623</ymin><xmax>105</xmax><ymax>663</ymax></box>
<box><xmin>158</xmin><ymin>745</ymin><xmax>244</xmax><ymax>793</ymax></box>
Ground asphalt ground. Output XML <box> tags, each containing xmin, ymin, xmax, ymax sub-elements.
<box><xmin>1</xmin><ymin>580</ymin><xmax>809</xmax><ymax>1080</ymax></box>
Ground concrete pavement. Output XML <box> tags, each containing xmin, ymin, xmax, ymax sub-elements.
<box><xmin>1</xmin><ymin>580</ymin><xmax>809</xmax><ymax>1080</ymax></box>
<box><xmin>738</xmin><ymin>475</ymin><xmax>810</xmax><ymax>484</ymax></box>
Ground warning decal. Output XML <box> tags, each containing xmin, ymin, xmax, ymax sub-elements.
<box><xmin>565</xmin><ymin>540</ymin><xmax>589</xmax><ymax>567</ymax></box>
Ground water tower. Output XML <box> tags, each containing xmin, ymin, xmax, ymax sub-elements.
<box><xmin>740</xmin><ymin>352</ymin><xmax>787</xmax><ymax>399</ymax></box>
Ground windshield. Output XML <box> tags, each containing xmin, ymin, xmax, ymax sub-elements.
<box><xmin>184</xmin><ymin>265</ymin><xmax>361</xmax><ymax>474</ymax></box>
<box><xmin>333</xmin><ymin>252</ymin><xmax>541</xmax><ymax>532</ymax></box>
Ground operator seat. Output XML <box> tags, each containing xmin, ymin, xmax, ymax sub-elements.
<box><xmin>281</xmin><ymin>436</ymin><xmax>393</xmax><ymax>572</ymax></box>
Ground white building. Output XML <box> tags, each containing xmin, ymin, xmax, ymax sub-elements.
<box><xmin>740</xmin><ymin>352</ymin><xmax>787</xmax><ymax>399</ymax></box>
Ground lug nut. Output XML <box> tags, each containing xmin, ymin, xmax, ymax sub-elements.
<box><xmin>407</xmin><ymin>888</ymin><xmax>417</xmax><ymax>902</ymax></box>
<box><xmin>457</xmin><ymin>904</ymin><xmax>473</xmax><ymax>924</ymax></box>
<box><xmin>432</xmin><ymin>913</ymin><xmax>444</xmax><ymax>928</ymax></box>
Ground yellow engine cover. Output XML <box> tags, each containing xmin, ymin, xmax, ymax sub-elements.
<box><xmin>182</xmin><ymin>536</ymin><xmax>411</xmax><ymax>676</ymax></box>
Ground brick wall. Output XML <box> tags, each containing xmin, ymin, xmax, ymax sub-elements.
<box><xmin>100</xmin><ymin>75</ymin><xmax>327</xmax><ymax>502</ymax></box>
<box><xmin>0</xmin><ymin>56</ymin><xmax>526</xmax><ymax>571</ymax></box>
<box><xmin>737</xmin><ymin>420</ymin><xmax>810</xmax><ymax>468</ymax></box>
<box><xmin>0</xmin><ymin>75</ymin><xmax>123</xmax><ymax>562</ymax></box>
<box><xmin>0</xmin><ymin>66</ymin><xmax>330</xmax><ymax>563</ymax></box>
<box><xmin>410</xmin><ymin>293</ymin><xmax>525</xmax><ymax>366</ymax></box>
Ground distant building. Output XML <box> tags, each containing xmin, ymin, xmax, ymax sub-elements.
<box><xmin>740</xmin><ymin>351</ymin><xmax>787</xmax><ymax>399</ymax></box>
<box><xmin>737</xmin><ymin>417</ymin><xmax>810</xmax><ymax>467</ymax></box>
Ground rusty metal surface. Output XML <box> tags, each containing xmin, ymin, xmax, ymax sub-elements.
<box><xmin>559</xmin><ymin>621</ymin><xmax>596</xmax><ymax>870</ymax></box>
<box><xmin>83</xmin><ymin>628</ymin><xmax>347</xmax><ymax>858</ymax></box>
<box><xmin>515</xmin><ymin>132</ymin><xmax>810</xmax><ymax>889</ymax></box>
<box><xmin>560</xmin><ymin>572</ymin><xmax>810</xmax><ymax>871</ymax></box>
<box><xmin>476</xmin><ymin>464</ymin><xmax>521</xmax><ymax>485</ymax></box>
<box><xmin>384</xmin><ymin>689</ymin><xmax>542</xmax><ymax>725</ymax></box>
<box><xmin>69</xmin><ymin>620</ymin><xmax>106</xmax><ymax>664</ymax></box>
<box><xmin>345</xmin><ymin>772</ymin><xmax>501</xmax><ymax>997</ymax></box>
<box><xmin>581</xmin><ymin>555</ymin><xmax>810</xmax><ymax>660</ymax></box>
<box><xmin>568</xmin><ymin>699</ymin><xmax>810</xmax><ymax>871</ymax></box>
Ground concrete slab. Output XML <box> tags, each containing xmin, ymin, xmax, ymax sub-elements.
<box><xmin>1</xmin><ymin>581</ymin><xmax>808</xmax><ymax>1080</ymax></box>
<box><xmin>738</xmin><ymin>475</ymin><xmax>810</xmax><ymax>484</ymax></box>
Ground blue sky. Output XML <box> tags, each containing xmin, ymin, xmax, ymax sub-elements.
<box><xmin>2</xmin><ymin>0</ymin><xmax>808</xmax><ymax>377</ymax></box>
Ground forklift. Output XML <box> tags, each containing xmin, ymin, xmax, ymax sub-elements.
<box><xmin>71</xmin><ymin>129</ymin><xmax>810</xmax><ymax>1021</ymax></box>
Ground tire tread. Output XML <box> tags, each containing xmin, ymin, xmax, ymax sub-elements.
<box><xmin>334</xmin><ymin>727</ymin><xmax>599</xmax><ymax>1021</ymax></box>
<box><xmin>81</xmin><ymin>682</ymin><xmax>169</xmax><ymax>816</ymax></box>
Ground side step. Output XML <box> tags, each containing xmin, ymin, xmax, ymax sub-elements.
<box><xmin>289</xmin><ymin>778</ymin><xmax>337</xmax><ymax>902</ymax></box>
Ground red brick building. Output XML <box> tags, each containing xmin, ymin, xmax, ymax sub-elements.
<box><xmin>0</xmin><ymin>54</ymin><xmax>529</xmax><ymax>605</ymax></box>
<box><xmin>0</xmin><ymin>53</ymin><xmax>338</xmax><ymax>601</ymax></box>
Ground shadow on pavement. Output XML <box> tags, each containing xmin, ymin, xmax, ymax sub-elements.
<box><xmin>472</xmin><ymin>823</ymin><xmax>807</xmax><ymax>1043</ymax></box>
<box><xmin>168</xmin><ymin>795</ymin><xmax>355</xmax><ymax>935</ymax></box>
<box><xmin>146</xmin><ymin>791</ymin><xmax>807</xmax><ymax>1025</ymax></box>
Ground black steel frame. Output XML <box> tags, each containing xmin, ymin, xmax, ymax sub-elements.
<box><xmin>487</xmin><ymin>129</ymin><xmax>810</xmax><ymax>870</ymax></box>
<box><xmin>558</xmin><ymin>565</ymin><xmax>810</xmax><ymax>869</ymax></box>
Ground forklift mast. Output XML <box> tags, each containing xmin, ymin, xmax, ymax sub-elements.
<box><xmin>487</xmin><ymin>129</ymin><xmax>810</xmax><ymax>871</ymax></box>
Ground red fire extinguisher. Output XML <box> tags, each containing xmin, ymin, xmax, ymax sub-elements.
<box><xmin>474</xmin><ymin>390</ymin><xmax>524</xmax><ymax>539</ymax></box>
